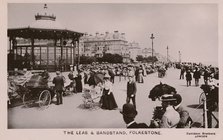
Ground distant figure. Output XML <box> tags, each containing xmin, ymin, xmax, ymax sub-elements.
<box><xmin>203</xmin><ymin>69</ymin><xmax>210</xmax><ymax>85</ymax></box>
<box><xmin>193</xmin><ymin>67</ymin><xmax>201</xmax><ymax>86</ymax></box>
<box><xmin>137</xmin><ymin>66</ymin><xmax>144</xmax><ymax>83</ymax></box>
<box><xmin>126</xmin><ymin>75</ymin><xmax>137</xmax><ymax>109</ymax></box>
<box><xmin>108</xmin><ymin>67</ymin><xmax>115</xmax><ymax>83</ymax></box>
<box><xmin>185</xmin><ymin>70</ymin><xmax>192</xmax><ymax>87</ymax></box>
<box><xmin>67</xmin><ymin>70</ymin><xmax>77</xmax><ymax>93</ymax></box>
<box><xmin>41</xmin><ymin>69</ymin><xmax>50</xmax><ymax>86</ymax></box>
<box><xmin>180</xmin><ymin>67</ymin><xmax>185</xmax><ymax>80</ymax></box>
<box><xmin>75</xmin><ymin>71</ymin><xmax>83</xmax><ymax>93</ymax></box>
<box><xmin>120</xmin><ymin>103</ymin><xmax>149</xmax><ymax>128</ymax></box>
<box><xmin>53</xmin><ymin>71</ymin><xmax>64</xmax><ymax>105</ymax></box>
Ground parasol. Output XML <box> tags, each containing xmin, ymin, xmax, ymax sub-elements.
<box><xmin>148</xmin><ymin>82</ymin><xmax>177</xmax><ymax>101</ymax></box>
<box><xmin>93</xmin><ymin>73</ymin><xmax>104</xmax><ymax>85</ymax></box>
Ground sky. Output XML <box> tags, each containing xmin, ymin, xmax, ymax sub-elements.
<box><xmin>8</xmin><ymin>3</ymin><xmax>218</xmax><ymax>64</ymax></box>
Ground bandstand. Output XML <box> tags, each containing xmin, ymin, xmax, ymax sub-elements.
<box><xmin>7</xmin><ymin>4</ymin><xmax>83</xmax><ymax>71</ymax></box>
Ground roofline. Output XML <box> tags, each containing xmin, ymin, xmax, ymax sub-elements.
<box><xmin>8</xmin><ymin>27</ymin><xmax>84</xmax><ymax>36</ymax></box>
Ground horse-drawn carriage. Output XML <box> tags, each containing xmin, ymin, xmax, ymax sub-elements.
<box><xmin>8</xmin><ymin>70</ymin><xmax>55</xmax><ymax>109</ymax></box>
<box><xmin>22</xmin><ymin>74</ymin><xmax>55</xmax><ymax>109</ymax></box>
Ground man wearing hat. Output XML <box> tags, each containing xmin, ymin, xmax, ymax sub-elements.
<box><xmin>154</xmin><ymin>94</ymin><xmax>180</xmax><ymax>128</ymax></box>
<box><xmin>126</xmin><ymin>75</ymin><xmax>137</xmax><ymax>109</ymax></box>
<box><xmin>53</xmin><ymin>71</ymin><xmax>65</xmax><ymax>105</ymax></box>
<box><xmin>206</xmin><ymin>80</ymin><xmax>219</xmax><ymax>128</ymax></box>
<box><xmin>120</xmin><ymin>103</ymin><xmax>149</xmax><ymax>128</ymax></box>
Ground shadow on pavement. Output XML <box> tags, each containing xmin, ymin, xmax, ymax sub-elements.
<box><xmin>187</xmin><ymin>104</ymin><xmax>203</xmax><ymax>109</ymax></box>
<box><xmin>77</xmin><ymin>103</ymin><xmax>101</xmax><ymax>111</ymax></box>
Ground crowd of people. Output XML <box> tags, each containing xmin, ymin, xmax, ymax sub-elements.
<box><xmin>179</xmin><ymin>63</ymin><xmax>219</xmax><ymax>87</ymax></box>
<box><xmin>8</xmin><ymin>61</ymin><xmax>219</xmax><ymax>128</ymax></box>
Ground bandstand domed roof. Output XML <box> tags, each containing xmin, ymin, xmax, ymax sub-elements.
<box><xmin>29</xmin><ymin>4</ymin><xmax>65</xmax><ymax>30</ymax></box>
<box><xmin>8</xmin><ymin>4</ymin><xmax>83</xmax><ymax>40</ymax></box>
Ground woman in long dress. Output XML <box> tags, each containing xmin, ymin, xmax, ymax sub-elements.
<box><xmin>75</xmin><ymin>71</ymin><xmax>83</xmax><ymax>93</ymax></box>
<box><xmin>100</xmin><ymin>74</ymin><xmax>118</xmax><ymax>110</ymax></box>
<box><xmin>137</xmin><ymin>67</ymin><xmax>144</xmax><ymax>83</ymax></box>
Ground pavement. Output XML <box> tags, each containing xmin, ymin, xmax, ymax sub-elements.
<box><xmin>8</xmin><ymin>68</ymin><xmax>218</xmax><ymax>128</ymax></box>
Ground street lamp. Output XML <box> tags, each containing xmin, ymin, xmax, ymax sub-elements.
<box><xmin>150</xmin><ymin>33</ymin><xmax>155</xmax><ymax>63</ymax></box>
<box><xmin>167</xmin><ymin>46</ymin><xmax>169</xmax><ymax>62</ymax></box>
<box><xmin>178</xmin><ymin>51</ymin><xmax>181</xmax><ymax>63</ymax></box>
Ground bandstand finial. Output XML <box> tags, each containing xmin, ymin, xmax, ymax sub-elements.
<box><xmin>44</xmin><ymin>4</ymin><xmax>48</xmax><ymax>9</ymax></box>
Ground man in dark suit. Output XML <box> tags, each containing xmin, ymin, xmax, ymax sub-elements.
<box><xmin>126</xmin><ymin>75</ymin><xmax>137</xmax><ymax>109</ymax></box>
<box><xmin>53</xmin><ymin>71</ymin><xmax>64</xmax><ymax>105</ymax></box>
<box><xmin>120</xmin><ymin>103</ymin><xmax>149</xmax><ymax>128</ymax></box>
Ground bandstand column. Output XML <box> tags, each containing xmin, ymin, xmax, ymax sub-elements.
<box><xmin>77</xmin><ymin>39</ymin><xmax>80</xmax><ymax>70</ymax></box>
<box><xmin>66</xmin><ymin>44</ymin><xmax>68</xmax><ymax>70</ymax></box>
<box><xmin>47</xmin><ymin>43</ymin><xmax>49</xmax><ymax>70</ymax></box>
<box><xmin>20</xmin><ymin>47</ymin><xmax>22</xmax><ymax>56</ymax></box>
<box><xmin>73</xmin><ymin>41</ymin><xmax>76</xmax><ymax>67</ymax></box>
<box><xmin>60</xmin><ymin>38</ymin><xmax>63</xmax><ymax>71</ymax></box>
<box><xmin>12</xmin><ymin>38</ymin><xmax>16</xmax><ymax>69</ymax></box>
<box><xmin>40</xmin><ymin>46</ymin><xmax>42</xmax><ymax>66</ymax></box>
<box><xmin>15</xmin><ymin>45</ymin><xmax>18</xmax><ymax>61</ymax></box>
<box><xmin>70</xmin><ymin>46</ymin><xmax>72</xmax><ymax>67</ymax></box>
<box><xmin>54</xmin><ymin>39</ymin><xmax>57</xmax><ymax>71</ymax></box>
<box><xmin>31</xmin><ymin>38</ymin><xmax>35</xmax><ymax>69</ymax></box>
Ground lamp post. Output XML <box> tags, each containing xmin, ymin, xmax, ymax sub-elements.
<box><xmin>178</xmin><ymin>51</ymin><xmax>181</xmax><ymax>63</ymax></box>
<box><xmin>150</xmin><ymin>33</ymin><xmax>155</xmax><ymax>64</ymax></box>
<box><xmin>167</xmin><ymin>46</ymin><xmax>169</xmax><ymax>63</ymax></box>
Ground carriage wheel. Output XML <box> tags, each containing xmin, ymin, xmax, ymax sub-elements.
<box><xmin>38</xmin><ymin>90</ymin><xmax>51</xmax><ymax>109</ymax></box>
<box><xmin>199</xmin><ymin>92</ymin><xmax>206</xmax><ymax>105</ymax></box>
<box><xmin>23</xmin><ymin>93</ymin><xmax>35</xmax><ymax>108</ymax></box>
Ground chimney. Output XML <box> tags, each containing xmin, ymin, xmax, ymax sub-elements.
<box><xmin>96</xmin><ymin>32</ymin><xmax>99</xmax><ymax>37</ymax></box>
<box><xmin>121</xmin><ymin>33</ymin><xmax>125</xmax><ymax>40</ymax></box>
<box><xmin>113</xmin><ymin>30</ymin><xmax>119</xmax><ymax>39</ymax></box>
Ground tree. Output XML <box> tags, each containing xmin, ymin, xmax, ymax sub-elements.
<box><xmin>99</xmin><ymin>53</ymin><xmax>123</xmax><ymax>63</ymax></box>
<box><xmin>80</xmin><ymin>56</ymin><xmax>97</xmax><ymax>64</ymax></box>
<box><xmin>147</xmin><ymin>56</ymin><xmax>158</xmax><ymax>63</ymax></box>
<box><xmin>136</xmin><ymin>55</ymin><xmax>144</xmax><ymax>62</ymax></box>
<box><xmin>136</xmin><ymin>55</ymin><xmax>158</xmax><ymax>63</ymax></box>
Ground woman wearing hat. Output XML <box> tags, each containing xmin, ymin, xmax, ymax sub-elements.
<box><xmin>153</xmin><ymin>94</ymin><xmax>180</xmax><ymax>128</ymax></box>
<box><xmin>100</xmin><ymin>74</ymin><xmax>118</xmax><ymax>110</ymax></box>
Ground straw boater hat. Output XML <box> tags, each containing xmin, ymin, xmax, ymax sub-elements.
<box><xmin>120</xmin><ymin>103</ymin><xmax>137</xmax><ymax>118</ymax></box>
<box><xmin>161</xmin><ymin>94</ymin><xmax>177</xmax><ymax>102</ymax></box>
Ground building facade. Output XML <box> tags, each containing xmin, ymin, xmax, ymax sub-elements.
<box><xmin>80</xmin><ymin>31</ymin><xmax>130</xmax><ymax>63</ymax></box>
<box><xmin>128</xmin><ymin>42</ymin><xmax>142</xmax><ymax>62</ymax></box>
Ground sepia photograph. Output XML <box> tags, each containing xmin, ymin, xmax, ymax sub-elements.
<box><xmin>1</xmin><ymin>0</ymin><xmax>223</xmax><ymax>140</ymax></box>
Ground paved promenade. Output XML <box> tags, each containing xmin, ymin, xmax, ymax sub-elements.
<box><xmin>8</xmin><ymin>68</ymin><xmax>218</xmax><ymax>128</ymax></box>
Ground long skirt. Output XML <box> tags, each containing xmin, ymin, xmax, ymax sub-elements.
<box><xmin>137</xmin><ymin>73</ymin><xmax>144</xmax><ymax>83</ymax></box>
<box><xmin>100</xmin><ymin>89</ymin><xmax>118</xmax><ymax>110</ymax></box>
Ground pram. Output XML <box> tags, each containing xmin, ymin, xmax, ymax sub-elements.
<box><xmin>82</xmin><ymin>85</ymin><xmax>102</xmax><ymax>109</ymax></box>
